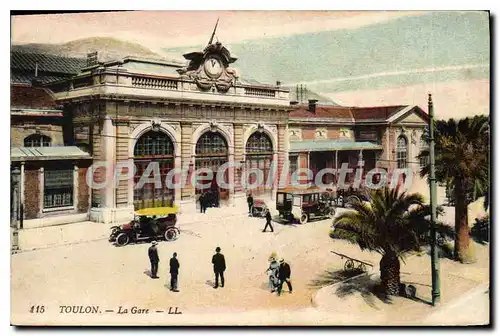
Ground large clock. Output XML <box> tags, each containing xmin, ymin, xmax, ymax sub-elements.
<box><xmin>204</xmin><ymin>57</ymin><xmax>223</xmax><ymax>78</ymax></box>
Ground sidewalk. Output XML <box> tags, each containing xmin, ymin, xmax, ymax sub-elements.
<box><xmin>16</xmin><ymin>204</ymin><xmax>250</xmax><ymax>252</ymax></box>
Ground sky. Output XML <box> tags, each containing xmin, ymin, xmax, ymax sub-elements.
<box><xmin>11</xmin><ymin>10</ymin><xmax>490</xmax><ymax>119</ymax></box>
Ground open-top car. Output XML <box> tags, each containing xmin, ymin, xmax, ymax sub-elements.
<box><xmin>276</xmin><ymin>186</ymin><xmax>336</xmax><ymax>224</ymax></box>
<box><xmin>109</xmin><ymin>206</ymin><xmax>180</xmax><ymax>246</ymax></box>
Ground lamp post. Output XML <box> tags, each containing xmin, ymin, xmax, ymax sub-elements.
<box><xmin>428</xmin><ymin>94</ymin><xmax>440</xmax><ymax>305</ymax></box>
<box><xmin>11</xmin><ymin>167</ymin><xmax>21</xmax><ymax>251</ymax></box>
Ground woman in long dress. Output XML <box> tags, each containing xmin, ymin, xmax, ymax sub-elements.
<box><xmin>266</xmin><ymin>253</ymin><xmax>280</xmax><ymax>292</ymax></box>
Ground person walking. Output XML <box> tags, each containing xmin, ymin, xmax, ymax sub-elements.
<box><xmin>277</xmin><ymin>258</ymin><xmax>292</xmax><ymax>296</ymax></box>
<box><xmin>148</xmin><ymin>241</ymin><xmax>160</xmax><ymax>279</ymax></box>
<box><xmin>247</xmin><ymin>193</ymin><xmax>254</xmax><ymax>216</ymax></box>
<box><xmin>199</xmin><ymin>192</ymin><xmax>205</xmax><ymax>213</ymax></box>
<box><xmin>262</xmin><ymin>209</ymin><xmax>274</xmax><ymax>232</ymax></box>
<box><xmin>169</xmin><ymin>252</ymin><xmax>180</xmax><ymax>292</ymax></box>
<box><xmin>211</xmin><ymin>247</ymin><xmax>226</xmax><ymax>288</ymax></box>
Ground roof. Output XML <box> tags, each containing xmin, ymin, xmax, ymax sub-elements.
<box><xmin>11</xmin><ymin>51</ymin><xmax>87</xmax><ymax>74</ymax></box>
<box><xmin>11</xmin><ymin>84</ymin><xmax>61</xmax><ymax>110</ymax></box>
<box><xmin>11</xmin><ymin>146</ymin><xmax>91</xmax><ymax>161</ymax></box>
<box><xmin>11</xmin><ymin>73</ymin><xmax>68</xmax><ymax>85</ymax></box>
<box><xmin>289</xmin><ymin>139</ymin><xmax>383</xmax><ymax>153</ymax></box>
<box><xmin>289</xmin><ymin>106</ymin><xmax>354</xmax><ymax>120</ymax></box>
<box><xmin>289</xmin><ymin>105</ymin><xmax>410</xmax><ymax>122</ymax></box>
<box><xmin>350</xmin><ymin>106</ymin><xmax>407</xmax><ymax>120</ymax></box>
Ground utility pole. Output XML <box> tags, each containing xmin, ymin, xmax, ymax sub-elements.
<box><xmin>428</xmin><ymin>93</ymin><xmax>440</xmax><ymax>305</ymax></box>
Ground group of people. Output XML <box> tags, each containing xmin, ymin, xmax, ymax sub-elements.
<box><xmin>147</xmin><ymin>242</ymin><xmax>292</xmax><ymax>295</ymax></box>
<box><xmin>266</xmin><ymin>252</ymin><xmax>293</xmax><ymax>296</ymax></box>
<box><xmin>147</xmin><ymin>242</ymin><xmax>227</xmax><ymax>291</ymax></box>
<box><xmin>198</xmin><ymin>190</ymin><xmax>220</xmax><ymax>213</ymax></box>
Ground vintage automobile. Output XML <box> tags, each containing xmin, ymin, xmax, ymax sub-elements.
<box><xmin>109</xmin><ymin>206</ymin><xmax>180</xmax><ymax>246</ymax></box>
<box><xmin>276</xmin><ymin>186</ymin><xmax>336</xmax><ymax>224</ymax></box>
<box><xmin>251</xmin><ymin>199</ymin><xmax>269</xmax><ymax>217</ymax></box>
<box><xmin>335</xmin><ymin>187</ymin><xmax>371</xmax><ymax>208</ymax></box>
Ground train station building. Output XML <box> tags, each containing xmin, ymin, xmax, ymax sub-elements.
<box><xmin>11</xmin><ymin>40</ymin><xmax>428</xmax><ymax>227</ymax></box>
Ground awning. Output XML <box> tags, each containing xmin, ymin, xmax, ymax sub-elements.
<box><xmin>289</xmin><ymin>140</ymin><xmax>383</xmax><ymax>153</ymax></box>
<box><xmin>11</xmin><ymin>146</ymin><xmax>92</xmax><ymax>161</ymax></box>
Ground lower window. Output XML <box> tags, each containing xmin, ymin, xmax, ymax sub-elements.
<box><xmin>44</xmin><ymin>169</ymin><xmax>74</xmax><ymax>208</ymax></box>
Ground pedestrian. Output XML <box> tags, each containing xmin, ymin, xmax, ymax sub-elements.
<box><xmin>266</xmin><ymin>253</ymin><xmax>280</xmax><ymax>292</ymax></box>
<box><xmin>211</xmin><ymin>246</ymin><xmax>226</xmax><ymax>288</ymax></box>
<box><xmin>169</xmin><ymin>252</ymin><xmax>180</xmax><ymax>292</ymax></box>
<box><xmin>199</xmin><ymin>192</ymin><xmax>206</xmax><ymax>213</ymax></box>
<box><xmin>262</xmin><ymin>209</ymin><xmax>274</xmax><ymax>232</ymax></box>
<box><xmin>277</xmin><ymin>258</ymin><xmax>292</xmax><ymax>296</ymax></box>
<box><xmin>247</xmin><ymin>193</ymin><xmax>254</xmax><ymax>215</ymax></box>
<box><xmin>148</xmin><ymin>241</ymin><xmax>160</xmax><ymax>279</ymax></box>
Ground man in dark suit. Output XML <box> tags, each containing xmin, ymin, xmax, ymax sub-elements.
<box><xmin>277</xmin><ymin>258</ymin><xmax>292</xmax><ymax>296</ymax></box>
<box><xmin>169</xmin><ymin>252</ymin><xmax>180</xmax><ymax>292</ymax></box>
<box><xmin>148</xmin><ymin>241</ymin><xmax>160</xmax><ymax>279</ymax></box>
<box><xmin>247</xmin><ymin>193</ymin><xmax>254</xmax><ymax>215</ymax></box>
<box><xmin>199</xmin><ymin>193</ymin><xmax>205</xmax><ymax>213</ymax></box>
<box><xmin>211</xmin><ymin>247</ymin><xmax>226</xmax><ymax>288</ymax></box>
<box><xmin>262</xmin><ymin>209</ymin><xmax>274</xmax><ymax>232</ymax></box>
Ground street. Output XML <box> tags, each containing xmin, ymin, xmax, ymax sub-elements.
<box><xmin>11</xmin><ymin>205</ymin><xmax>490</xmax><ymax>325</ymax></box>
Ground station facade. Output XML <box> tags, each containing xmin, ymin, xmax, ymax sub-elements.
<box><xmin>11</xmin><ymin>41</ymin><xmax>428</xmax><ymax>227</ymax></box>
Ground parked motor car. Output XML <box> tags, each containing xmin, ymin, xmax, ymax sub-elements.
<box><xmin>276</xmin><ymin>186</ymin><xmax>336</xmax><ymax>224</ymax></box>
<box><xmin>109</xmin><ymin>206</ymin><xmax>180</xmax><ymax>246</ymax></box>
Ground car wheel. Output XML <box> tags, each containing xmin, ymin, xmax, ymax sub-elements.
<box><xmin>164</xmin><ymin>229</ymin><xmax>177</xmax><ymax>242</ymax></box>
<box><xmin>116</xmin><ymin>233</ymin><xmax>130</xmax><ymax>246</ymax></box>
<box><xmin>299</xmin><ymin>213</ymin><xmax>309</xmax><ymax>224</ymax></box>
<box><xmin>328</xmin><ymin>207</ymin><xmax>336</xmax><ymax>218</ymax></box>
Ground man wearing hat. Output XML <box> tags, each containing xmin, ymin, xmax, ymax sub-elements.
<box><xmin>169</xmin><ymin>252</ymin><xmax>180</xmax><ymax>292</ymax></box>
<box><xmin>211</xmin><ymin>247</ymin><xmax>226</xmax><ymax>288</ymax></box>
<box><xmin>277</xmin><ymin>258</ymin><xmax>292</xmax><ymax>295</ymax></box>
<box><xmin>148</xmin><ymin>241</ymin><xmax>160</xmax><ymax>279</ymax></box>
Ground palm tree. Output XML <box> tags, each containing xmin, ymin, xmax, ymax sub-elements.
<box><xmin>418</xmin><ymin>115</ymin><xmax>489</xmax><ymax>263</ymax></box>
<box><xmin>330</xmin><ymin>187</ymin><xmax>434</xmax><ymax>297</ymax></box>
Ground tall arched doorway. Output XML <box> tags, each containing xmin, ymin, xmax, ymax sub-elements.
<box><xmin>245</xmin><ymin>132</ymin><xmax>273</xmax><ymax>196</ymax></box>
<box><xmin>133</xmin><ymin>131</ymin><xmax>175</xmax><ymax>210</ymax></box>
<box><xmin>195</xmin><ymin>131</ymin><xmax>229</xmax><ymax>200</ymax></box>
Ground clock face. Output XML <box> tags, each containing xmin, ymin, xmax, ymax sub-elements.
<box><xmin>204</xmin><ymin>57</ymin><xmax>223</xmax><ymax>78</ymax></box>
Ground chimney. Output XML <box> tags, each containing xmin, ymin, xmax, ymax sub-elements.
<box><xmin>276</xmin><ymin>80</ymin><xmax>281</xmax><ymax>87</ymax></box>
<box><xmin>308</xmin><ymin>99</ymin><xmax>318</xmax><ymax>113</ymax></box>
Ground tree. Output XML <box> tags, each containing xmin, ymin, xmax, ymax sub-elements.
<box><xmin>418</xmin><ymin>115</ymin><xmax>489</xmax><ymax>263</ymax></box>
<box><xmin>330</xmin><ymin>187</ymin><xmax>434</xmax><ymax>297</ymax></box>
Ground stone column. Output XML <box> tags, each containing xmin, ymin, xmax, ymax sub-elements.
<box><xmin>102</xmin><ymin>117</ymin><xmax>116</xmax><ymax>210</ymax></box>
<box><xmin>233</xmin><ymin>124</ymin><xmax>244</xmax><ymax>194</ymax></box>
<box><xmin>277</xmin><ymin>124</ymin><xmax>288</xmax><ymax>188</ymax></box>
<box><xmin>180</xmin><ymin>122</ymin><xmax>193</xmax><ymax>200</ymax></box>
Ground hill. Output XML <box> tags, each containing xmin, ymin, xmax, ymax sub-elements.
<box><xmin>12</xmin><ymin>37</ymin><xmax>182</xmax><ymax>63</ymax></box>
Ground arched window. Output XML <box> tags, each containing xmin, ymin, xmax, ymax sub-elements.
<box><xmin>24</xmin><ymin>134</ymin><xmax>51</xmax><ymax>147</ymax></box>
<box><xmin>196</xmin><ymin>131</ymin><xmax>228</xmax><ymax>156</ymax></box>
<box><xmin>396</xmin><ymin>136</ymin><xmax>407</xmax><ymax>168</ymax></box>
<box><xmin>246</xmin><ymin>132</ymin><xmax>273</xmax><ymax>154</ymax></box>
<box><xmin>133</xmin><ymin>131</ymin><xmax>175</xmax><ymax>210</ymax></box>
<box><xmin>134</xmin><ymin>131</ymin><xmax>174</xmax><ymax>157</ymax></box>
<box><xmin>419</xmin><ymin>134</ymin><xmax>428</xmax><ymax>167</ymax></box>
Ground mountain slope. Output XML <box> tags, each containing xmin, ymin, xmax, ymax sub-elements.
<box><xmin>12</xmin><ymin>37</ymin><xmax>173</xmax><ymax>63</ymax></box>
